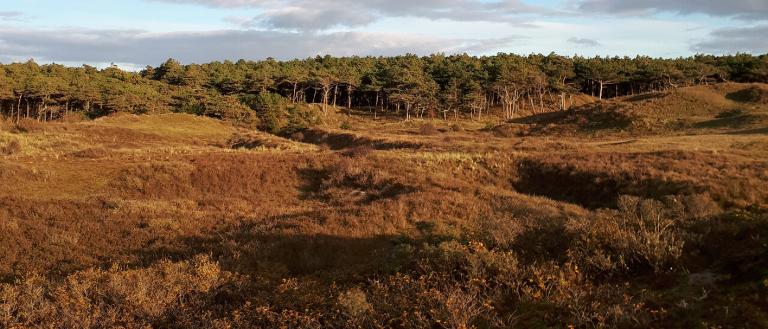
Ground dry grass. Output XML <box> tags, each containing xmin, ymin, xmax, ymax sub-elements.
<box><xmin>515</xmin><ymin>83</ymin><xmax>768</xmax><ymax>137</ymax></box>
<box><xmin>1</xmin><ymin>84</ymin><xmax>767</xmax><ymax>328</ymax></box>
<box><xmin>91</xmin><ymin>113</ymin><xmax>236</xmax><ymax>141</ymax></box>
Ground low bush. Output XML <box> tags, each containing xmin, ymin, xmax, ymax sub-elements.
<box><xmin>319</xmin><ymin>157</ymin><xmax>414</xmax><ymax>203</ymax></box>
<box><xmin>0</xmin><ymin>140</ymin><xmax>21</xmax><ymax>155</ymax></box>
<box><xmin>0</xmin><ymin>117</ymin><xmax>10</xmax><ymax>131</ymax></box>
<box><xmin>567</xmin><ymin>195</ymin><xmax>684</xmax><ymax>276</ymax></box>
<box><xmin>68</xmin><ymin>147</ymin><xmax>109</xmax><ymax>159</ymax></box>
<box><xmin>491</xmin><ymin>124</ymin><xmax>521</xmax><ymax>138</ymax></box>
<box><xmin>419</xmin><ymin>123</ymin><xmax>439</xmax><ymax>135</ymax></box>
<box><xmin>337</xmin><ymin>288</ymin><xmax>371</xmax><ymax>318</ymax></box>
<box><xmin>175</xmin><ymin>91</ymin><xmax>258</xmax><ymax>128</ymax></box>
<box><xmin>726</xmin><ymin>86</ymin><xmax>768</xmax><ymax>103</ymax></box>
<box><xmin>243</xmin><ymin>93</ymin><xmax>320</xmax><ymax>134</ymax></box>
<box><xmin>11</xmin><ymin>118</ymin><xmax>45</xmax><ymax>133</ymax></box>
<box><xmin>0</xmin><ymin>255</ymin><xmax>223</xmax><ymax>328</ymax></box>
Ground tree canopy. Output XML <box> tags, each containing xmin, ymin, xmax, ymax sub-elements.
<box><xmin>1</xmin><ymin>53</ymin><xmax>766</xmax><ymax>126</ymax></box>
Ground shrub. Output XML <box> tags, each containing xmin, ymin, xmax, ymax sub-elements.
<box><xmin>242</xmin><ymin>93</ymin><xmax>320</xmax><ymax>134</ymax></box>
<box><xmin>289</xmin><ymin>131</ymin><xmax>305</xmax><ymax>142</ymax></box>
<box><xmin>420</xmin><ymin>241</ymin><xmax>519</xmax><ymax>284</ymax></box>
<box><xmin>111</xmin><ymin>161</ymin><xmax>195</xmax><ymax>198</ymax></box>
<box><xmin>619</xmin><ymin>196</ymin><xmax>684</xmax><ymax>272</ymax></box>
<box><xmin>476</xmin><ymin>215</ymin><xmax>525</xmax><ymax>249</ymax></box>
<box><xmin>419</xmin><ymin>123</ymin><xmax>439</xmax><ymax>135</ymax></box>
<box><xmin>364</xmin><ymin>273</ymin><xmax>515</xmax><ymax>328</ymax></box>
<box><xmin>68</xmin><ymin>147</ymin><xmax>108</xmax><ymax>159</ymax></box>
<box><xmin>491</xmin><ymin>124</ymin><xmax>519</xmax><ymax>138</ymax></box>
<box><xmin>174</xmin><ymin>91</ymin><xmax>258</xmax><ymax>127</ymax></box>
<box><xmin>726</xmin><ymin>86</ymin><xmax>768</xmax><ymax>103</ymax></box>
<box><xmin>0</xmin><ymin>255</ymin><xmax>223</xmax><ymax>328</ymax></box>
<box><xmin>319</xmin><ymin>157</ymin><xmax>414</xmax><ymax>204</ymax></box>
<box><xmin>340</xmin><ymin>145</ymin><xmax>373</xmax><ymax>158</ymax></box>
<box><xmin>443</xmin><ymin>286</ymin><xmax>485</xmax><ymax>329</ymax></box>
<box><xmin>284</xmin><ymin>103</ymin><xmax>321</xmax><ymax>134</ymax></box>
<box><xmin>250</xmin><ymin>92</ymin><xmax>286</xmax><ymax>133</ymax></box>
<box><xmin>206</xmin><ymin>94</ymin><xmax>258</xmax><ymax>128</ymax></box>
<box><xmin>676</xmin><ymin>193</ymin><xmax>722</xmax><ymax>220</ymax></box>
<box><xmin>11</xmin><ymin>118</ymin><xmax>45</xmax><ymax>133</ymax></box>
<box><xmin>567</xmin><ymin>195</ymin><xmax>684</xmax><ymax>276</ymax></box>
<box><xmin>0</xmin><ymin>140</ymin><xmax>21</xmax><ymax>155</ymax></box>
<box><xmin>716</xmin><ymin>108</ymin><xmax>746</xmax><ymax>119</ymax></box>
<box><xmin>0</xmin><ymin>117</ymin><xmax>10</xmax><ymax>131</ymax></box>
<box><xmin>337</xmin><ymin>288</ymin><xmax>371</xmax><ymax>318</ymax></box>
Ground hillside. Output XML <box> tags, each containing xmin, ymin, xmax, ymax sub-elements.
<box><xmin>0</xmin><ymin>84</ymin><xmax>767</xmax><ymax>328</ymax></box>
<box><xmin>510</xmin><ymin>83</ymin><xmax>768</xmax><ymax>136</ymax></box>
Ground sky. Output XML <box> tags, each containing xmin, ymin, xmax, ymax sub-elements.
<box><xmin>0</xmin><ymin>0</ymin><xmax>766</xmax><ymax>70</ymax></box>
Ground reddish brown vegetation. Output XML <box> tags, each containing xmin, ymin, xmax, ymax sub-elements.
<box><xmin>727</xmin><ymin>85</ymin><xmax>768</xmax><ymax>104</ymax></box>
<box><xmin>293</xmin><ymin>128</ymin><xmax>423</xmax><ymax>150</ymax></box>
<box><xmin>1</xmin><ymin>84</ymin><xmax>767</xmax><ymax>328</ymax></box>
<box><xmin>514</xmin><ymin>151</ymin><xmax>768</xmax><ymax>209</ymax></box>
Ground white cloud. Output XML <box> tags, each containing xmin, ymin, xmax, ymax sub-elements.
<box><xmin>692</xmin><ymin>25</ymin><xmax>768</xmax><ymax>54</ymax></box>
<box><xmin>149</xmin><ymin>0</ymin><xmax>551</xmax><ymax>31</ymax></box>
<box><xmin>567</xmin><ymin>37</ymin><xmax>600</xmax><ymax>47</ymax></box>
<box><xmin>0</xmin><ymin>27</ymin><xmax>522</xmax><ymax>66</ymax></box>
<box><xmin>0</xmin><ymin>11</ymin><xmax>27</xmax><ymax>22</ymax></box>
<box><xmin>575</xmin><ymin>0</ymin><xmax>768</xmax><ymax>20</ymax></box>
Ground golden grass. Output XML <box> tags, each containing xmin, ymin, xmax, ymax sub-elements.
<box><xmin>91</xmin><ymin>113</ymin><xmax>236</xmax><ymax>141</ymax></box>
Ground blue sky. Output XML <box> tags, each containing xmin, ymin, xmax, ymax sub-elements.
<box><xmin>0</xmin><ymin>0</ymin><xmax>766</xmax><ymax>69</ymax></box>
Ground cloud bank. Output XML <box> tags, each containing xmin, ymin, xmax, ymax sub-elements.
<box><xmin>575</xmin><ymin>0</ymin><xmax>768</xmax><ymax>20</ymax></box>
<box><xmin>150</xmin><ymin>0</ymin><xmax>548</xmax><ymax>31</ymax></box>
<box><xmin>0</xmin><ymin>27</ymin><xmax>519</xmax><ymax>66</ymax></box>
<box><xmin>693</xmin><ymin>25</ymin><xmax>768</xmax><ymax>54</ymax></box>
<box><xmin>0</xmin><ymin>0</ymin><xmax>765</xmax><ymax>68</ymax></box>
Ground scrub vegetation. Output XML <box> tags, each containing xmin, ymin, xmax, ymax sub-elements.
<box><xmin>0</xmin><ymin>54</ymin><xmax>767</xmax><ymax>328</ymax></box>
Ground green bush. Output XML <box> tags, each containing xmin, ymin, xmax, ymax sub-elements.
<box><xmin>242</xmin><ymin>93</ymin><xmax>319</xmax><ymax>134</ymax></box>
<box><xmin>284</xmin><ymin>103</ymin><xmax>321</xmax><ymax>134</ymax></box>
<box><xmin>173</xmin><ymin>91</ymin><xmax>257</xmax><ymax>127</ymax></box>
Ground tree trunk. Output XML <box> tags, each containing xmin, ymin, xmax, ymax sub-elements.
<box><xmin>42</xmin><ymin>96</ymin><xmax>48</xmax><ymax>122</ymax></box>
<box><xmin>16</xmin><ymin>94</ymin><xmax>23</xmax><ymax>122</ymax></box>
<box><xmin>347</xmin><ymin>85</ymin><xmax>353</xmax><ymax>109</ymax></box>
<box><xmin>598</xmin><ymin>81</ymin><xmax>604</xmax><ymax>100</ymax></box>
<box><xmin>322</xmin><ymin>86</ymin><xmax>330</xmax><ymax>114</ymax></box>
<box><xmin>539</xmin><ymin>93</ymin><xmax>544</xmax><ymax>113</ymax></box>
<box><xmin>560</xmin><ymin>92</ymin><xmax>565</xmax><ymax>111</ymax></box>
<box><xmin>529</xmin><ymin>96</ymin><xmax>535</xmax><ymax>114</ymax></box>
<box><xmin>332</xmin><ymin>85</ymin><xmax>338</xmax><ymax>107</ymax></box>
<box><xmin>405</xmin><ymin>103</ymin><xmax>411</xmax><ymax>121</ymax></box>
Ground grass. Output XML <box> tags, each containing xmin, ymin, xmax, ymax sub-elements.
<box><xmin>0</xmin><ymin>83</ymin><xmax>767</xmax><ymax>328</ymax></box>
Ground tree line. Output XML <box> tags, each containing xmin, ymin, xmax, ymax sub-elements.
<box><xmin>1</xmin><ymin>53</ymin><xmax>767</xmax><ymax>126</ymax></box>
